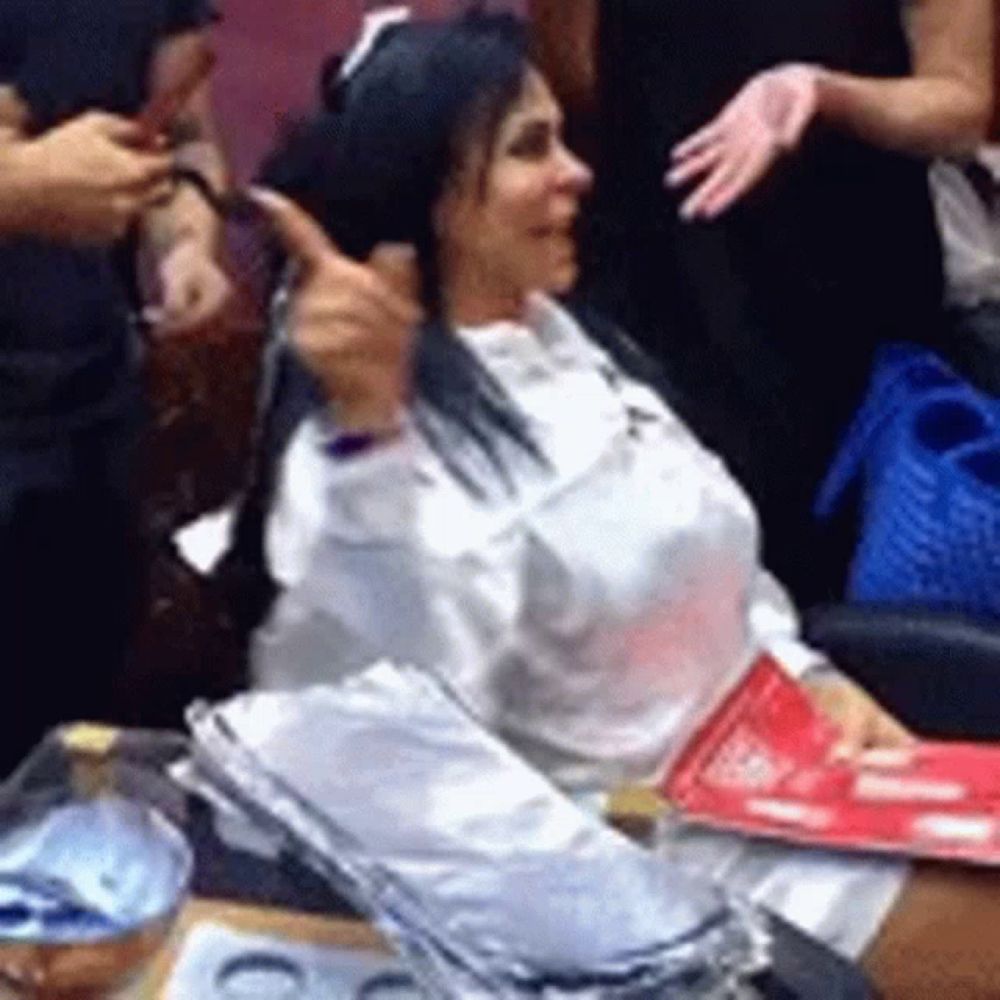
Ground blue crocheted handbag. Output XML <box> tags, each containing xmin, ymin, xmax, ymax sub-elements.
<box><xmin>815</xmin><ymin>343</ymin><xmax>1000</xmax><ymax>617</ymax></box>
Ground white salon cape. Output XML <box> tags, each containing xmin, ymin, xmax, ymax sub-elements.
<box><xmin>253</xmin><ymin>294</ymin><xmax>906</xmax><ymax>959</ymax></box>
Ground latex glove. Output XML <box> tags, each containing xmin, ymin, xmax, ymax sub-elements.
<box><xmin>151</xmin><ymin>238</ymin><xmax>232</xmax><ymax>335</ymax></box>
<box><xmin>666</xmin><ymin>64</ymin><xmax>822</xmax><ymax>221</ymax></box>
<box><xmin>248</xmin><ymin>187</ymin><xmax>423</xmax><ymax>434</ymax></box>
<box><xmin>803</xmin><ymin>672</ymin><xmax>916</xmax><ymax>763</ymax></box>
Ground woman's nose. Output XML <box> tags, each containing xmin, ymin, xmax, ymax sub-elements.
<box><xmin>556</xmin><ymin>145</ymin><xmax>593</xmax><ymax>194</ymax></box>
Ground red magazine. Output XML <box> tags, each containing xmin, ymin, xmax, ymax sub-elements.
<box><xmin>662</xmin><ymin>656</ymin><xmax>1000</xmax><ymax>863</ymax></box>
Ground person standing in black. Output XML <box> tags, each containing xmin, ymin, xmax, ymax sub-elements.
<box><xmin>529</xmin><ymin>0</ymin><xmax>992</xmax><ymax>605</ymax></box>
<box><xmin>0</xmin><ymin>0</ymin><xmax>231</xmax><ymax>774</ymax></box>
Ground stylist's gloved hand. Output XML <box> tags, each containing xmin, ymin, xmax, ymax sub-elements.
<box><xmin>249</xmin><ymin>188</ymin><xmax>424</xmax><ymax>434</ymax></box>
<box><xmin>802</xmin><ymin>671</ymin><xmax>916</xmax><ymax>763</ymax></box>
<box><xmin>665</xmin><ymin>64</ymin><xmax>821</xmax><ymax>221</ymax></box>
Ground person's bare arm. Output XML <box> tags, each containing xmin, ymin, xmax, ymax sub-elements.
<box><xmin>993</xmin><ymin>0</ymin><xmax>1000</xmax><ymax>138</ymax></box>
<box><xmin>140</xmin><ymin>29</ymin><xmax>231</xmax><ymax>332</ymax></box>
<box><xmin>816</xmin><ymin>0</ymin><xmax>992</xmax><ymax>156</ymax></box>
<box><xmin>141</xmin><ymin>30</ymin><xmax>226</xmax><ymax>261</ymax></box>
<box><xmin>669</xmin><ymin>0</ymin><xmax>993</xmax><ymax>219</ymax></box>
<box><xmin>527</xmin><ymin>0</ymin><xmax>599</xmax><ymax>112</ymax></box>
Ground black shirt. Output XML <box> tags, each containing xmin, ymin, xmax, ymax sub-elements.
<box><xmin>0</xmin><ymin>0</ymin><xmax>215</xmax><ymax>438</ymax></box>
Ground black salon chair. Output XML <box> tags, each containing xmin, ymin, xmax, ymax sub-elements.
<box><xmin>804</xmin><ymin>603</ymin><xmax>1000</xmax><ymax>741</ymax></box>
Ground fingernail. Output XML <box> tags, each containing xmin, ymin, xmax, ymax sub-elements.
<box><xmin>245</xmin><ymin>186</ymin><xmax>278</xmax><ymax>208</ymax></box>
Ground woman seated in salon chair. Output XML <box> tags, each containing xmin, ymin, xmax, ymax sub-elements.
<box><xmin>243</xmin><ymin>14</ymin><xmax>1000</xmax><ymax>999</ymax></box>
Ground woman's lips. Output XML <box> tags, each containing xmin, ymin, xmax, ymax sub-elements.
<box><xmin>529</xmin><ymin>210</ymin><xmax>579</xmax><ymax>240</ymax></box>
<box><xmin>530</xmin><ymin>224</ymin><xmax>576</xmax><ymax>244</ymax></box>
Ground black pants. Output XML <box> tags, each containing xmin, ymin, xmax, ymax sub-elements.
<box><xmin>0</xmin><ymin>412</ymin><xmax>139</xmax><ymax>777</ymax></box>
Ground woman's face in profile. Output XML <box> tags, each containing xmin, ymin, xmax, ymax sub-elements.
<box><xmin>437</xmin><ymin>69</ymin><xmax>593</xmax><ymax>304</ymax></box>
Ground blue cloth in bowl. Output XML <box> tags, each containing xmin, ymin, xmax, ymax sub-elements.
<box><xmin>0</xmin><ymin>795</ymin><xmax>191</xmax><ymax>943</ymax></box>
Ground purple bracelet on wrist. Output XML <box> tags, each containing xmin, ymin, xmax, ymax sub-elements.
<box><xmin>325</xmin><ymin>424</ymin><xmax>404</xmax><ymax>460</ymax></box>
<box><xmin>326</xmin><ymin>431</ymin><xmax>383</xmax><ymax>460</ymax></box>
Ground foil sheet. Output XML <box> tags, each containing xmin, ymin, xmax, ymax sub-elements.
<box><xmin>188</xmin><ymin>661</ymin><xmax>770</xmax><ymax>997</ymax></box>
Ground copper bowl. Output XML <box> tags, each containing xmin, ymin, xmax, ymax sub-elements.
<box><xmin>0</xmin><ymin>795</ymin><xmax>192</xmax><ymax>998</ymax></box>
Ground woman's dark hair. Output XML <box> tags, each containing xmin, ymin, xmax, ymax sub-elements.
<box><xmin>259</xmin><ymin>13</ymin><xmax>544</xmax><ymax>491</ymax></box>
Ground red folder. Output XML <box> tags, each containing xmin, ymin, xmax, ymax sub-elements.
<box><xmin>662</xmin><ymin>657</ymin><xmax>1000</xmax><ymax>863</ymax></box>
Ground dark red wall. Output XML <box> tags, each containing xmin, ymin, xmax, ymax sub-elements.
<box><xmin>212</xmin><ymin>1</ymin><xmax>522</xmax><ymax>182</ymax></box>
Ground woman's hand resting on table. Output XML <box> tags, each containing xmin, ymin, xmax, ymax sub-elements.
<box><xmin>665</xmin><ymin>64</ymin><xmax>822</xmax><ymax>221</ymax></box>
<box><xmin>249</xmin><ymin>188</ymin><xmax>424</xmax><ymax>434</ymax></box>
<box><xmin>803</xmin><ymin>670</ymin><xmax>916</xmax><ymax>762</ymax></box>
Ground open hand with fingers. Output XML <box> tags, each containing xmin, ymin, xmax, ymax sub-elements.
<box><xmin>666</xmin><ymin>64</ymin><xmax>822</xmax><ymax>222</ymax></box>
<box><xmin>249</xmin><ymin>188</ymin><xmax>424</xmax><ymax>434</ymax></box>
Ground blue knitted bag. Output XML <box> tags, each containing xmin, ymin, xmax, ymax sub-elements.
<box><xmin>815</xmin><ymin>344</ymin><xmax>1000</xmax><ymax>617</ymax></box>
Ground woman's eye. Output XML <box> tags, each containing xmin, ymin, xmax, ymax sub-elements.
<box><xmin>507</xmin><ymin>127</ymin><xmax>552</xmax><ymax>160</ymax></box>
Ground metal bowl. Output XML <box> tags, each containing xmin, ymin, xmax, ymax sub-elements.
<box><xmin>0</xmin><ymin>793</ymin><xmax>192</xmax><ymax>997</ymax></box>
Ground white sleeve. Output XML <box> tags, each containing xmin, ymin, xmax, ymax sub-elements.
<box><xmin>746</xmin><ymin>569</ymin><xmax>829</xmax><ymax>680</ymax></box>
<box><xmin>254</xmin><ymin>418</ymin><xmax>514</xmax><ymax>724</ymax></box>
<box><xmin>264</xmin><ymin>416</ymin><xmax>419</xmax><ymax>589</ymax></box>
